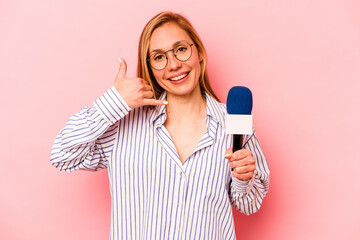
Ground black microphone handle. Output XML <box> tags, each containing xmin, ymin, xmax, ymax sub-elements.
<box><xmin>233</xmin><ymin>134</ymin><xmax>243</xmax><ymax>152</ymax></box>
<box><xmin>231</xmin><ymin>135</ymin><xmax>243</xmax><ymax>171</ymax></box>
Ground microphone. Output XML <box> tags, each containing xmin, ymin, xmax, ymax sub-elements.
<box><xmin>225</xmin><ymin>86</ymin><xmax>253</xmax><ymax>155</ymax></box>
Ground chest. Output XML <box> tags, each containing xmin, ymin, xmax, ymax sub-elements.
<box><xmin>109</xmin><ymin>119</ymin><xmax>231</xmax><ymax>186</ymax></box>
<box><xmin>165</xmin><ymin>119</ymin><xmax>207</xmax><ymax>164</ymax></box>
<box><xmin>108</xmin><ymin>115</ymin><xmax>233</xmax><ymax>206</ymax></box>
<box><xmin>109</xmin><ymin>109</ymin><xmax>231</xmax><ymax>176</ymax></box>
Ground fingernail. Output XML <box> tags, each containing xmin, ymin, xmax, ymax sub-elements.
<box><xmin>225</xmin><ymin>153</ymin><xmax>231</xmax><ymax>158</ymax></box>
<box><xmin>118</xmin><ymin>57</ymin><xmax>122</xmax><ymax>63</ymax></box>
<box><xmin>163</xmin><ymin>101</ymin><xmax>168</xmax><ymax>105</ymax></box>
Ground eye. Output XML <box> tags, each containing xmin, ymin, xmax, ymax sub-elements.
<box><xmin>176</xmin><ymin>46</ymin><xmax>188</xmax><ymax>53</ymax></box>
<box><xmin>153</xmin><ymin>54</ymin><xmax>166</xmax><ymax>62</ymax></box>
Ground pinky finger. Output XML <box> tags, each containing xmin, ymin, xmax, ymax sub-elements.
<box><xmin>143</xmin><ymin>98</ymin><xmax>168</xmax><ymax>106</ymax></box>
<box><xmin>231</xmin><ymin>171</ymin><xmax>253</xmax><ymax>182</ymax></box>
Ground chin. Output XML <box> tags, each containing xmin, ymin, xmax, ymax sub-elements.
<box><xmin>166</xmin><ymin>83</ymin><xmax>201</xmax><ymax>97</ymax></box>
<box><xmin>157</xmin><ymin>72</ymin><xmax>201</xmax><ymax>97</ymax></box>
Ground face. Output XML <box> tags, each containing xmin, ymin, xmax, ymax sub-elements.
<box><xmin>149</xmin><ymin>23</ymin><xmax>203</xmax><ymax>98</ymax></box>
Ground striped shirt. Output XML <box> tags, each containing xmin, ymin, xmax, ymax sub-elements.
<box><xmin>51</xmin><ymin>87</ymin><xmax>270</xmax><ymax>240</ymax></box>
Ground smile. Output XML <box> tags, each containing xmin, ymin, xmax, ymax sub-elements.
<box><xmin>169</xmin><ymin>72</ymin><xmax>189</xmax><ymax>81</ymax></box>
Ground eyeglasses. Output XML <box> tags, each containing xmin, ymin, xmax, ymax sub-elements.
<box><xmin>147</xmin><ymin>41</ymin><xmax>194</xmax><ymax>71</ymax></box>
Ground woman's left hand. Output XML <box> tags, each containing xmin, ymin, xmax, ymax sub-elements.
<box><xmin>225</xmin><ymin>148</ymin><xmax>256</xmax><ymax>181</ymax></box>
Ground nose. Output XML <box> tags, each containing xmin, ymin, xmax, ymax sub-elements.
<box><xmin>166</xmin><ymin>51</ymin><xmax>181</xmax><ymax>70</ymax></box>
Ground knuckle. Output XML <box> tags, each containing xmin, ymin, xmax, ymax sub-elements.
<box><xmin>244</xmin><ymin>149</ymin><xmax>251</xmax><ymax>156</ymax></box>
<box><xmin>135</xmin><ymin>78</ymin><xmax>142</xmax><ymax>84</ymax></box>
<box><xmin>237</xmin><ymin>150</ymin><xmax>246</xmax><ymax>158</ymax></box>
<box><xmin>242</xmin><ymin>149</ymin><xmax>250</xmax><ymax>156</ymax></box>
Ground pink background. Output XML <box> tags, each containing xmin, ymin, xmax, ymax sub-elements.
<box><xmin>1</xmin><ymin>0</ymin><xmax>359</xmax><ymax>239</ymax></box>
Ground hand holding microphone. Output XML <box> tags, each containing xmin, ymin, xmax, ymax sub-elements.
<box><xmin>225</xmin><ymin>148</ymin><xmax>256</xmax><ymax>181</ymax></box>
<box><xmin>114</xmin><ymin>57</ymin><xmax>168</xmax><ymax>108</ymax></box>
<box><xmin>224</xmin><ymin>86</ymin><xmax>256</xmax><ymax>181</ymax></box>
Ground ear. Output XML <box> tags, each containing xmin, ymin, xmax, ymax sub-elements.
<box><xmin>198</xmin><ymin>51</ymin><xmax>204</xmax><ymax>62</ymax></box>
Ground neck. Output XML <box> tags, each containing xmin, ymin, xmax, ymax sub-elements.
<box><xmin>165</xmin><ymin>89</ymin><xmax>207</xmax><ymax>123</ymax></box>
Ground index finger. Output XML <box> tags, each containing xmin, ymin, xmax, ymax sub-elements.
<box><xmin>231</xmin><ymin>149</ymin><xmax>251</xmax><ymax>161</ymax></box>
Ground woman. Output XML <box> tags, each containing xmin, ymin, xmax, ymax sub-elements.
<box><xmin>51</xmin><ymin>11</ymin><xmax>269</xmax><ymax>239</ymax></box>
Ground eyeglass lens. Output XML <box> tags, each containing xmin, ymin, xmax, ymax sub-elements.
<box><xmin>149</xmin><ymin>42</ymin><xmax>193</xmax><ymax>70</ymax></box>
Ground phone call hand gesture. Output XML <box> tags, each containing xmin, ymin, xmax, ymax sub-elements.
<box><xmin>114</xmin><ymin>57</ymin><xmax>167</xmax><ymax>109</ymax></box>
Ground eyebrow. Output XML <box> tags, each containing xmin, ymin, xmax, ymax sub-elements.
<box><xmin>149</xmin><ymin>40</ymin><xmax>188</xmax><ymax>54</ymax></box>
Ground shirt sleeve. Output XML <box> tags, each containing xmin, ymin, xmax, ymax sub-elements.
<box><xmin>228</xmin><ymin>130</ymin><xmax>270</xmax><ymax>215</ymax></box>
<box><xmin>50</xmin><ymin>87</ymin><xmax>131</xmax><ymax>172</ymax></box>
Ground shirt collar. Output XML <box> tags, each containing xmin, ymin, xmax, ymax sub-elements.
<box><xmin>205</xmin><ymin>92</ymin><xmax>225</xmax><ymax>128</ymax></box>
<box><xmin>148</xmin><ymin>91</ymin><xmax>168</xmax><ymax>128</ymax></box>
<box><xmin>149</xmin><ymin>91</ymin><xmax>225</xmax><ymax>128</ymax></box>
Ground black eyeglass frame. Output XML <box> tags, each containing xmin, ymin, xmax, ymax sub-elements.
<box><xmin>147</xmin><ymin>41</ymin><xmax>194</xmax><ymax>71</ymax></box>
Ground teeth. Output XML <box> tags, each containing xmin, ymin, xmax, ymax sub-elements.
<box><xmin>170</xmin><ymin>73</ymin><xmax>188</xmax><ymax>81</ymax></box>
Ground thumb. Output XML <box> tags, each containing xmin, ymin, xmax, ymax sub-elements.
<box><xmin>117</xmin><ymin>57</ymin><xmax>127</xmax><ymax>79</ymax></box>
<box><xmin>224</xmin><ymin>147</ymin><xmax>233</xmax><ymax>159</ymax></box>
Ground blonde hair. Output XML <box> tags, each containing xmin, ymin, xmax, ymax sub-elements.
<box><xmin>137</xmin><ymin>11</ymin><xmax>220</xmax><ymax>102</ymax></box>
